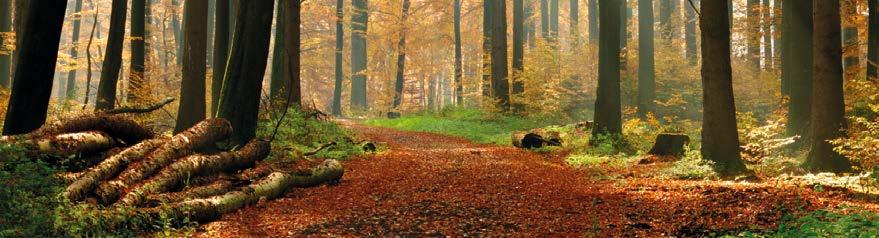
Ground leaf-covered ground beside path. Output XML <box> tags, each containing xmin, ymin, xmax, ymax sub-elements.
<box><xmin>200</xmin><ymin>122</ymin><xmax>879</xmax><ymax>237</ymax></box>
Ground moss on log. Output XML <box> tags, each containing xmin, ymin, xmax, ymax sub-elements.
<box><xmin>118</xmin><ymin>140</ymin><xmax>270</xmax><ymax>206</ymax></box>
<box><xmin>96</xmin><ymin>119</ymin><xmax>232</xmax><ymax>204</ymax></box>
<box><xmin>63</xmin><ymin>139</ymin><xmax>165</xmax><ymax>202</ymax></box>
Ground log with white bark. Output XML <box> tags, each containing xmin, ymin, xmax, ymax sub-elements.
<box><xmin>29</xmin><ymin>131</ymin><xmax>118</xmax><ymax>159</ymax></box>
<box><xmin>117</xmin><ymin>140</ymin><xmax>271</xmax><ymax>206</ymax></box>
<box><xmin>2</xmin><ymin>114</ymin><xmax>154</xmax><ymax>145</ymax></box>
<box><xmin>95</xmin><ymin>119</ymin><xmax>232</xmax><ymax>204</ymax></box>
<box><xmin>63</xmin><ymin>139</ymin><xmax>165</xmax><ymax>202</ymax></box>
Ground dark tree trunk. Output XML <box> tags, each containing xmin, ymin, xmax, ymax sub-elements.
<box><xmin>761</xmin><ymin>0</ymin><xmax>772</xmax><ymax>69</ymax></box>
<box><xmin>284</xmin><ymin>0</ymin><xmax>301</xmax><ymax>107</ymax></box>
<box><xmin>175</xmin><ymin>0</ymin><xmax>208</xmax><ymax>133</ymax></box>
<box><xmin>64</xmin><ymin>0</ymin><xmax>83</xmax><ymax>99</ymax></box>
<box><xmin>782</xmin><ymin>1</ymin><xmax>813</xmax><ymax>145</ymax></box>
<box><xmin>488</xmin><ymin>0</ymin><xmax>510</xmax><ymax>111</ymax></box>
<box><xmin>570</xmin><ymin>0</ymin><xmax>579</xmax><ymax>48</ymax></box>
<box><xmin>620</xmin><ymin>4</ymin><xmax>628</xmax><ymax>70</ymax></box>
<box><xmin>699</xmin><ymin>0</ymin><xmax>747</xmax><ymax>175</ymax></box>
<box><xmin>94</xmin><ymin>0</ymin><xmax>127</xmax><ymax>111</ymax></box>
<box><xmin>211</xmin><ymin>0</ymin><xmax>230</xmax><ymax>115</ymax></box>
<box><xmin>747</xmin><ymin>0</ymin><xmax>760</xmax><ymax>71</ymax></box>
<box><xmin>843</xmin><ymin>0</ymin><xmax>859</xmax><ymax>74</ymax></box>
<box><xmin>269</xmin><ymin>1</ymin><xmax>287</xmax><ymax>105</ymax></box>
<box><xmin>512</xmin><ymin>0</ymin><xmax>524</xmax><ymax>111</ymax></box>
<box><xmin>525</xmin><ymin>0</ymin><xmax>536</xmax><ymax>49</ymax></box>
<box><xmin>350</xmin><ymin>0</ymin><xmax>368</xmax><ymax>110</ymax></box>
<box><xmin>805</xmin><ymin>0</ymin><xmax>852</xmax><ymax>173</ymax></box>
<box><xmin>540</xmin><ymin>0</ymin><xmax>548</xmax><ymax>39</ymax></box>
<box><xmin>685</xmin><ymin>0</ymin><xmax>698</xmax><ymax>65</ymax></box>
<box><xmin>592</xmin><ymin>0</ymin><xmax>621</xmax><ymax>137</ymax></box>
<box><xmin>453</xmin><ymin>0</ymin><xmax>463</xmax><ymax>106</ymax></box>
<box><xmin>2</xmin><ymin>0</ymin><xmax>67</xmax><ymax>135</ymax></box>
<box><xmin>172</xmin><ymin>0</ymin><xmax>182</xmax><ymax>66</ymax></box>
<box><xmin>207</xmin><ymin>0</ymin><xmax>214</xmax><ymax>67</ymax></box>
<box><xmin>216</xmin><ymin>0</ymin><xmax>274</xmax><ymax>146</ymax></box>
<box><xmin>728</xmin><ymin>0</ymin><xmax>733</xmax><ymax>29</ymax></box>
<box><xmin>392</xmin><ymin>0</ymin><xmax>410</xmax><ymax>109</ymax></box>
<box><xmin>637</xmin><ymin>0</ymin><xmax>654</xmax><ymax>117</ymax></box>
<box><xmin>0</xmin><ymin>0</ymin><xmax>9</xmax><ymax>88</ymax></box>
<box><xmin>588</xmin><ymin>0</ymin><xmax>598</xmax><ymax>42</ymax></box>
<box><xmin>12</xmin><ymin>0</ymin><xmax>28</xmax><ymax>82</ymax></box>
<box><xmin>549</xmin><ymin>0</ymin><xmax>558</xmax><ymax>42</ymax></box>
<box><xmin>332</xmin><ymin>0</ymin><xmax>344</xmax><ymax>115</ymax></box>
<box><xmin>128</xmin><ymin>0</ymin><xmax>146</xmax><ymax>104</ymax></box>
<box><xmin>870</xmin><ymin>0</ymin><xmax>879</xmax><ymax>81</ymax></box>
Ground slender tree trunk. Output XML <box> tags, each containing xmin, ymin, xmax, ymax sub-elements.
<box><xmin>0</xmin><ymin>0</ymin><xmax>9</xmax><ymax>88</ymax></box>
<box><xmin>211</xmin><ymin>0</ymin><xmax>229</xmax><ymax>115</ymax></box>
<box><xmin>482</xmin><ymin>0</ymin><xmax>491</xmax><ymax>98</ymax></box>
<box><xmin>843</xmin><ymin>0</ymin><xmax>859</xmax><ymax>74</ymax></box>
<box><xmin>728</xmin><ymin>0</ymin><xmax>733</xmax><ymax>29</ymax></box>
<box><xmin>685</xmin><ymin>0</ymin><xmax>698</xmax><ymax>65</ymax></box>
<box><xmin>172</xmin><ymin>0</ymin><xmax>182</xmax><ymax>66</ymax></box>
<box><xmin>699</xmin><ymin>0</ymin><xmax>747</xmax><ymax>175</ymax></box>
<box><xmin>805</xmin><ymin>0</ymin><xmax>852</xmax><ymax>173</ymax></box>
<box><xmin>540</xmin><ymin>0</ymin><xmax>548</xmax><ymax>39</ymax></box>
<box><xmin>783</xmin><ymin>1</ymin><xmax>813</xmax><ymax>145</ymax></box>
<box><xmin>284</xmin><ymin>0</ymin><xmax>301</xmax><ymax>107</ymax></box>
<box><xmin>128</xmin><ymin>0</ymin><xmax>146</xmax><ymax>104</ymax></box>
<box><xmin>588</xmin><ymin>0</ymin><xmax>598</xmax><ymax>42</ymax></box>
<box><xmin>525</xmin><ymin>0</ymin><xmax>535</xmax><ymax>49</ymax></box>
<box><xmin>207</xmin><ymin>0</ymin><xmax>214</xmax><ymax>67</ymax></box>
<box><xmin>869</xmin><ymin>0</ymin><xmax>879</xmax><ymax>81</ymax></box>
<box><xmin>216</xmin><ymin>0</ymin><xmax>274</xmax><ymax>146</ymax></box>
<box><xmin>593</xmin><ymin>0</ymin><xmax>621</xmax><ymax>137</ymax></box>
<box><xmin>772</xmin><ymin>0</ymin><xmax>781</xmax><ymax>68</ymax></box>
<box><xmin>746</xmin><ymin>0</ymin><xmax>760</xmax><ymax>71</ymax></box>
<box><xmin>570</xmin><ymin>0</ymin><xmax>579</xmax><ymax>48</ymax></box>
<box><xmin>489</xmin><ymin>0</ymin><xmax>510</xmax><ymax>111</ymax></box>
<box><xmin>761</xmin><ymin>0</ymin><xmax>772</xmax><ymax>69</ymax></box>
<box><xmin>620</xmin><ymin>3</ymin><xmax>628</xmax><ymax>70</ymax></box>
<box><xmin>269</xmin><ymin>1</ymin><xmax>287</xmax><ymax>105</ymax></box>
<box><xmin>332</xmin><ymin>0</ymin><xmax>344</xmax><ymax>115</ymax></box>
<box><xmin>512</xmin><ymin>0</ymin><xmax>524</xmax><ymax>112</ymax></box>
<box><xmin>2</xmin><ymin>0</ymin><xmax>67</xmax><ymax>135</ymax></box>
<box><xmin>65</xmin><ymin>0</ymin><xmax>83</xmax><ymax>99</ymax></box>
<box><xmin>392</xmin><ymin>0</ymin><xmax>410</xmax><ymax>109</ymax></box>
<box><xmin>94</xmin><ymin>0</ymin><xmax>128</xmax><ymax>111</ymax></box>
<box><xmin>350</xmin><ymin>0</ymin><xmax>368</xmax><ymax>110</ymax></box>
<box><xmin>174</xmin><ymin>0</ymin><xmax>208</xmax><ymax>133</ymax></box>
<box><xmin>549</xmin><ymin>0</ymin><xmax>558</xmax><ymax>42</ymax></box>
<box><xmin>453</xmin><ymin>0</ymin><xmax>463</xmax><ymax>106</ymax></box>
<box><xmin>637</xmin><ymin>0</ymin><xmax>654</xmax><ymax>117</ymax></box>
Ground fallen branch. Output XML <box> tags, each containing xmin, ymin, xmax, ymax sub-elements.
<box><xmin>96</xmin><ymin>119</ymin><xmax>232</xmax><ymax>204</ymax></box>
<box><xmin>303</xmin><ymin>141</ymin><xmax>337</xmax><ymax>157</ymax></box>
<box><xmin>29</xmin><ymin>131</ymin><xmax>118</xmax><ymax>160</ymax></box>
<box><xmin>2</xmin><ymin>114</ymin><xmax>155</xmax><ymax>145</ymax></box>
<box><xmin>105</xmin><ymin>97</ymin><xmax>176</xmax><ymax>115</ymax></box>
<box><xmin>144</xmin><ymin>179</ymin><xmax>241</xmax><ymax>206</ymax></box>
<box><xmin>64</xmin><ymin>139</ymin><xmax>165</xmax><ymax>202</ymax></box>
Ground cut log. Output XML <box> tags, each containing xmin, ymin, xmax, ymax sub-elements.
<box><xmin>647</xmin><ymin>133</ymin><xmax>691</xmax><ymax>156</ymax></box>
<box><xmin>95</xmin><ymin>119</ymin><xmax>232</xmax><ymax>204</ymax></box>
<box><xmin>29</xmin><ymin>131</ymin><xmax>118</xmax><ymax>160</ymax></box>
<box><xmin>144</xmin><ymin>179</ymin><xmax>241</xmax><ymax>206</ymax></box>
<box><xmin>63</xmin><ymin>139</ymin><xmax>165</xmax><ymax>202</ymax></box>
<box><xmin>361</xmin><ymin>141</ymin><xmax>376</xmax><ymax>152</ymax></box>
<box><xmin>146</xmin><ymin>159</ymin><xmax>343</xmax><ymax>222</ymax></box>
<box><xmin>512</xmin><ymin>130</ymin><xmax>562</xmax><ymax>149</ymax></box>
<box><xmin>3</xmin><ymin>114</ymin><xmax>155</xmax><ymax>145</ymax></box>
<box><xmin>118</xmin><ymin>140</ymin><xmax>271</xmax><ymax>206</ymax></box>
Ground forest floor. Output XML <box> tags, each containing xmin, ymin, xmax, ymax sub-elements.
<box><xmin>198</xmin><ymin>122</ymin><xmax>879</xmax><ymax>237</ymax></box>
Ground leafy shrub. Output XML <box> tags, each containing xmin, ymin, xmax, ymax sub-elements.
<box><xmin>831</xmin><ymin>116</ymin><xmax>879</xmax><ymax>171</ymax></box>
<box><xmin>737</xmin><ymin>112</ymin><xmax>798</xmax><ymax>163</ymax></box>
<box><xmin>666</xmin><ymin>148</ymin><xmax>718</xmax><ymax>180</ymax></box>
<box><xmin>258</xmin><ymin>108</ymin><xmax>364</xmax><ymax>161</ymax></box>
<box><xmin>771</xmin><ymin>210</ymin><xmax>879</xmax><ymax>237</ymax></box>
<box><xmin>0</xmin><ymin>144</ymin><xmax>63</xmax><ymax>237</ymax></box>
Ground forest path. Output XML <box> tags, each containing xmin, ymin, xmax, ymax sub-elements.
<box><xmin>200</xmin><ymin>122</ymin><xmax>876</xmax><ymax>237</ymax></box>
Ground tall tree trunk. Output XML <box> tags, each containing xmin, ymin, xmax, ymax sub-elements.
<box><xmin>593</xmin><ymin>0</ymin><xmax>621</xmax><ymax>137</ymax></box>
<box><xmin>637</xmin><ymin>0</ymin><xmax>654</xmax><ymax>117</ymax></box>
<box><xmin>211</xmin><ymin>0</ymin><xmax>229</xmax><ymax>115</ymax></box>
<box><xmin>659</xmin><ymin>0</ymin><xmax>671</xmax><ymax>40</ymax></box>
<box><xmin>512</xmin><ymin>0</ymin><xmax>524</xmax><ymax>112</ymax></box>
<box><xmin>332</xmin><ymin>0</ymin><xmax>344</xmax><ymax>115</ymax></box>
<box><xmin>588</xmin><ymin>0</ymin><xmax>598</xmax><ymax>42</ymax></box>
<box><xmin>128</xmin><ymin>0</ymin><xmax>146</xmax><ymax>104</ymax></box>
<box><xmin>728</xmin><ymin>0</ymin><xmax>733</xmax><ymax>29</ymax></box>
<box><xmin>392</xmin><ymin>0</ymin><xmax>410</xmax><ymax>109</ymax></box>
<box><xmin>540</xmin><ymin>0</ymin><xmax>548</xmax><ymax>39</ymax></box>
<box><xmin>350</xmin><ymin>0</ymin><xmax>368</xmax><ymax>110</ymax></box>
<box><xmin>570</xmin><ymin>0</ymin><xmax>579</xmax><ymax>48</ymax></box>
<box><xmin>685</xmin><ymin>0</ymin><xmax>698</xmax><ymax>65</ymax></box>
<box><xmin>869</xmin><ymin>0</ymin><xmax>879</xmax><ymax>81</ymax></box>
<box><xmin>174</xmin><ymin>0</ymin><xmax>208</xmax><ymax>133</ymax></box>
<box><xmin>747</xmin><ymin>0</ymin><xmax>760</xmax><ymax>71</ymax></box>
<box><xmin>772</xmin><ymin>0</ymin><xmax>781</xmax><ymax>68</ymax></box>
<box><xmin>453</xmin><ymin>0</ymin><xmax>463</xmax><ymax>106</ymax></box>
<box><xmin>216</xmin><ymin>0</ymin><xmax>274</xmax><ymax>146</ymax></box>
<box><xmin>805</xmin><ymin>0</ymin><xmax>852</xmax><ymax>173</ymax></box>
<box><xmin>761</xmin><ymin>0</ymin><xmax>772</xmax><ymax>69</ymax></box>
<box><xmin>620</xmin><ymin>3</ymin><xmax>628</xmax><ymax>70</ymax></box>
<box><xmin>207</xmin><ymin>0</ymin><xmax>214</xmax><ymax>67</ymax></box>
<box><xmin>699</xmin><ymin>0</ymin><xmax>747</xmax><ymax>175</ymax></box>
<box><xmin>284</xmin><ymin>0</ymin><xmax>301</xmax><ymax>107</ymax></box>
<box><xmin>65</xmin><ymin>0</ymin><xmax>83</xmax><ymax>99</ymax></box>
<box><xmin>269</xmin><ymin>1</ymin><xmax>287</xmax><ymax>105</ymax></box>
<box><xmin>0</xmin><ymin>0</ymin><xmax>9</xmax><ymax>88</ymax></box>
<box><xmin>842</xmin><ymin>0</ymin><xmax>859</xmax><ymax>74</ymax></box>
<box><xmin>482</xmin><ymin>0</ymin><xmax>491</xmax><ymax>98</ymax></box>
<box><xmin>488</xmin><ymin>0</ymin><xmax>510</xmax><ymax>111</ymax></box>
<box><xmin>782</xmin><ymin>1</ymin><xmax>813</xmax><ymax>145</ymax></box>
<box><xmin>2</xmin><ymin>0</ymin><xmax>67</xmax><ymax>135</ymax></box>
<box><xmin>172</xmin><ymin>0</ymin><xmax>182</xmax><ymax>66</ymax></box>
<box><xmin>94</xmin><ymin>0</ymin><xmax>128</xmax><ymax>111</ymax></box>
<box><xmin>12</xmin><ymin>0</ymin><xmax>28</xmax><ymax>83</ymax></box>
<box><xmin>549</xmin><ymin>0</ymin><xmax>558</xmax><ymax>42</ymax></box>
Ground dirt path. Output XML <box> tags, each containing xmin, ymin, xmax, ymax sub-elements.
<box><xmin>201</xmin><ymin>123</ymin><xmax>878</xmax><ymax>237</ymax></box>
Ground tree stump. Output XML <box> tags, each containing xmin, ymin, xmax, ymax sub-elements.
<box><xmin>512</xmin><ymin>130</ymin><xmax>562</xmax><ymax>149</ymax></box>
<box><xmin>647</xmin><ymin>134</ymin><xmax>690</xmax><ymax>156</ymax></box>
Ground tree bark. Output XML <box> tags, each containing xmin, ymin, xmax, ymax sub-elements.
<box><xmin>746</xmin><ymin>0</ymin><xmax>760</xmax><ymax>71</ymax></box>
<box><xmin>842</xmin><ymin>0</ymin><xmax>859</xmax><ymax>74</ymax></box>
<box><xmin>283</xmin><ymin>0</ymin><xmax>301</xmax><ymax>107</ymax></box>
<box><xmin>512</xmin><ymin>0</ymin><xmax>524</xmax><ymax>112</ymax></box>
<box><xmin>332</xmin><ymin>0</ymin><xmax>344</xmax><ymax>115</ymax></box>
<box><xmin>805</xmin><ymin>0</ymin><xmax>852</xmax><ymax>173</ymax></box>
<box><xmin>685</xmin><ymin>0</ymin><xmax>698</xmax><ymax>65</ymax></box>
<box><xmin>592</xmin><ymin>0</ymin><xmax>621</xmax><ymax>137</ymax></box>
<box><xmin>0</xmin><ymin>0</ymin><xmax>9</xmax><ymax>88</ymax></box>
<box><xmin>350</xmin><ymin>0</ymin><xmax>369</xmax><ymax>110</ymax></box>
<box><xmin>9</xmin><ymin>114</ymin><xmax>154</xmax><ymax>144</ymax></box>
<box><xmin>118</xmin><ymin>140</ymin><xmax>270</xmax><ymax>207</ymax></box>
<box><xmin>28</xmin><ymin>131</ymin><xmax>118</xmax><ymax>159</ymax></box>
<box><xmin>540</xmin><ymin>0</ymin><xmax>548</xmax><ymax>39</ymax></box>
<box><xmin>761</xmin><ymin>0</ymin><xmax>772</xmax><ymax>70</ymax></box>
<box><xmin>175</xmin><ymin>0</ymin><xmax>208</xmax><ymax>133</ymax></box>
<box><xmin>269</xmin><ymin>1</ymin><xmax>287</xmax><ymax>105</ymax></box>
<box><xmin>171</xmin><ymin>0</ymin><xmax>182</xmax><ymax>66</ymax></box>
<box><xmin>65</xmin><ymin>0</ymin><xmax>83</xmax><ymax>99</ymax></box>
<box><xmin>637</xmin><ymin>0</ymin><xmax>655</xmax><ymax>117</ymax></box>
<box><xmin>453</xmin><ymin>0</ymin><xmax>463</xmax><ymax>106</ymax></box>
<box><xmin>870</xmin><ymin>0</ymin><xmax>879</xmax><ymax>81</ymax></box>
<box><xmin>94</xmin><ymin>0</ymin><xmax>128</xmax><ymax>111</ymax></box>
<box><xmin>211</xmin><ymin>0</ymin><xmax>230</xmax><ymax>115</ymax></box>
<box><xmin>96</xmin><ymin>118</ymin><xmax>233</xmax><ymax>204</ymax></box>
<box><xmin>549</xmin><ymin>0</ymin><xmax>558</xmax><ymax>42</ymax></box>
<box><xmin>63</xmin><ymin>139</ymin><xmax>164</xmax><ymax>202</ymax></box>
<box><xmin>699</xmin><ymin>0</ymin><xmax>747</xmax><ymax>175</ymax></box>
<box><xmin>782</xmin><ymin>1</ymin><xmax>813</xmax><ymax>145</ymax></box>
<box><xmin>127</xmin><ymin>0</ymin><xmax>146</xmax><ymax>104</ymax></box>
<box><xmin>489</xmin><ymin>0</ymin><xmax>510</xmax><ymax>111</ymax></box>
<box><xmin>588</xmin><ymin>0</ymin><xmax>598</xmax><ymax>42</ymax></box>
<box><xmin>2</xmin><ymin>0</ymin><xmax>67</xmax><ymax>135</ymax></box>
<box><xmin>392</xmin><ymin>0</ymin><xmax>411</xmax><ymax>109</ymax></box>
<box><xmin>216</xmin><ymin>0</ymin><xmax>274</xmax><ymax>146</ymax></box>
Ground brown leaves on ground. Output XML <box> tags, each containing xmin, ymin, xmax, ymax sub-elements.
<box><xmin>200</xmin><ymin>123</ymin><xmax>879</xmax><ymax>237</ymax></box>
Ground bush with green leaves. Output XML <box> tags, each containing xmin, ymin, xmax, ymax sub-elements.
<box><xmin>258</xmin><ymin>108</ymin><xmax>364</xmax><ymax>161</ymax></box>
<box><xmin>666</xmin><ymin>148</ymin><xmax>719</xmax><ymax>180</ymax></box>
<box><xmin>0</xmin><ymin>144</ymin><xmax>64</xmax><ymax>237</ymax></box>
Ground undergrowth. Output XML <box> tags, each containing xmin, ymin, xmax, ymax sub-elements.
<box><xmin>258</xmin><ymin>108</ymin><xmax>363</xmax><ymax>161</ymax></box>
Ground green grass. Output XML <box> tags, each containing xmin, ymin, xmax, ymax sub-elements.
<box><xmin>731</xmin><ymin>209</ymin><xmax>879</xmax><ymax>237</ymax></box>
<box><xmin>364</xmin><ymin>108</ymin><xmax>561</xmax><ymax>145</ymax></box>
